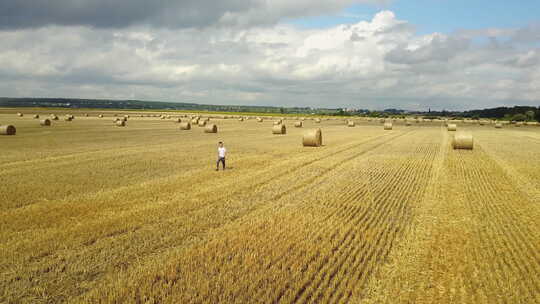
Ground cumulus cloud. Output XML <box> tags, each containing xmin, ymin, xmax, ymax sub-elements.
<box><xmin>0</xmin><ymin>8</ymin><xmax>539</xmax><ymax>110</ymax></box>
<box><xmin>0</xmin><ymin>0</ymin><xmax>386</xmax><ymax>29</ymax></box>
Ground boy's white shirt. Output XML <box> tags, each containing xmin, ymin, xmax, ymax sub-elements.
<box><xmin>218</xmin><ymin>147</ymin><xmax>226</xmax><ymax>158</ymax></box>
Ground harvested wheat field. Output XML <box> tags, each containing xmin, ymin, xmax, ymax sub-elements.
<box><xmin>0</xmin><ymin>109</ymin><xmax>539</xmax><ymax>304</ymax></box>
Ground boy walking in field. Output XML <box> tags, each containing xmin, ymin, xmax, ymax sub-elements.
<box><xmin>216</xmin><ymin>141</ymin><xmax>226</xmax><ymax>171</ymax></box>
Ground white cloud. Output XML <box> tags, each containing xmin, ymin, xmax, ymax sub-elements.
<box><xmin>0</xmin><ymin>10</ymin><xmax>539</xmax><ymax>110</ymax></box>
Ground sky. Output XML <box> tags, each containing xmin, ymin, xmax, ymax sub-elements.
<box><xmin>1</xmin><ymin>0</ymin><xmax>539</xmax><ymax>110</ymax></box>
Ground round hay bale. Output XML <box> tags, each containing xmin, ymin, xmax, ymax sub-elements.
<box><xmin>198</xmin><ymin>120</ymin><xmax>207</xmax><ymax>127</ymax></box>
<box><xmin>116</xmin><ymin>120</ymin><xmax>126</xmax><ymax>127</ymax></box>
<box><xmin>0</xmin><ymin>125</ymin><xmax>16</xmax><ymax>135</ymax></box>
<box><xmin>50</xmin><ymin>115</ymin><xmax>59</xmax><ymax>120</ymax></box>
<box><xmin>180</xmin><ymin>122</ymin><xmax>191</xmax><ymax>130</ymax></box>
<box><xmin>303</xmin><ymin>128</ymin><xmax>322</xmax><ymax>147</ymax></box>
<box><xmin>191</xmin><ymin>118</ymin><xmax>199</xmax><ymax>124</ymax></box>
<box><xmin>40</xmin><ymin>119</ymin><xmax>51</xmax><ymax>126</ymax></box>
<box><xmin>124</xmin><ymin>115</ymin><xmax>130</xmax><ymax>119</ymax></box>
<box><xmin>384</xmin><ymin>122</ymin><xmax>393</xmax><ymax>130</ymax></box>
<box><xmin>515</xmin><ymin>122</ymin><xmax>523</xmax><ymax>127</ymax></box>
<box><xmin>315</xmin><ymin>118</ymin><xmax>321</xmax><ymax>123</ymax></box>
<box><xmin>452</xmin><ymin>133</ymin><xmax>473</xmax><ymax>150</ymax></box>
<box><xmin>495</xmin><ymin>123</ymin><xmax>503</xmax><ymax>128</ymax></box>
<box><xmin>33</xmin><ymin>114</ymin><xmax>40</xmax><ymax>119</ymax></box>
<box><xmin>273</xmin><ymin>120</ymin><xmax>282</xmax><ymax>125</ymax></box>
<box><xmin>85</xmin><ymin>113</ymin><xmax>89</xmax><ymax>117</ymax></box>
<box><xmin>64</xmin><ymin>116</ymin><xmax>73</xmax><ymax>122</ymax></box>
<box><xmin>294</xmin><ymin>121</ymin><xmax>303</xmax><ymax>128</ymax></box>
<box><xmin>300</xmin><ymin>117</ymin><xmax>305</xmax><ymax>121</ymax></box>
<box><xmin>98</xmin><ymin>114</ymin><xmax>103</xmax><ymax>118</ymax></box>
<box><xmin>204</xmin><ymin>124</ymin><xmax>218</xmax><ymax>133</ymax></box>
<box><xmin>175</xmin><ymin>118</ymin><xmax>182</xmax><ymax>123</ymax></box>
<box><xmin>238</xmin><ymin>118</ymin><xmax>244</xmax><ymax>122</ymax></box>
<box><xmin>405</xmin><ymin>121</ymin><xmax>412</xmax><ymax>126</ymax></box>
<box><xmin>447</xmin><ymin>124</ymin><xmax>457</xmax><ymax>131</ymax></box>
<box><xmin>17</xmin><ymin>113</ymin><xmax>23</xmax><ymax>117</ymax></box>
<box><xmin>348</xmin><ymin>121</ymin><xmax>355</xmax><ymax>127</ymax></box>
<box><xmin>272</xmin><ymin>124</ymin><xmax>286</xmax><ymax>134</ymax></box>
<box><xmin>257</xmin><ymin>117</ymin><xmax>263</xmax><ymax>122</ymax></box>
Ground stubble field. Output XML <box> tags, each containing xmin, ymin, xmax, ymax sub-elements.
<box><xmin>1</xmin><ymin>109</ymin><xmax>539</xmax><ymax>303</ymax></box>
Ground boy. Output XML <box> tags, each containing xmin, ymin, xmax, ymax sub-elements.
<box><xmin>216</xmin><ymin>141</ymin><xmax>226</xmax><ymax>171</ymax></box>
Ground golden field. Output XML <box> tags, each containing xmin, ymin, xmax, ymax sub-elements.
<box><xmin>1</xmin><ymin>109</ymin><xmax>539</xmax><ymax>304</ymax></box>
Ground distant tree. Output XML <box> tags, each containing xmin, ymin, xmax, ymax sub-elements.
<box><xmin>512</xmin><ymin>113</ymin><xmax>527</xmax><ymax>121</ymax></box>
<box><xmin>472</xmin><ymin>114</ymin><xmax>480</xmax><ymax>120</ymax></box>
<box><xmin>280</xmin><ymin>107</ymin><xmax>285</xmax><ymax>114</ymax></box>
<box><xmin>525</xmin><ymin>110</ymin><xmax>535</xmax><ymax>121</ymax></box>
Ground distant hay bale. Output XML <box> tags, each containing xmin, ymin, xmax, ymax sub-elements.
<box><xmin>124</xmin><ymin>115</ymin><xmax>130</xmax><ymax>119</ymax></box>
<box><xmin>384</xmin><ymin>122</ymin><xmax>393</xmax><ymax>130</ymax></box>
<box><xmin>380</xmin><ymin>118</ymin><xmax>385</xmax><ymax>123</ymax></box>
<box><xmin>273</xmin><ymin>120</ymin><xmax>282</xmax><ymax>125</ymax></box>
<box><xmin>175</xmin><ymin>118</ymin><xmax>182</xmax><ymax>123</ymax></box>
<box><xmin>64</xmin><ymin>116</ymin><xmax>73</xmax><ymax>122</ymax></box>
<box><xmin>294</xmin><ymin>121</ymin><xmax>303</xmax><ymax>128</ymax></box>
<box><xmin>526</xmin><ymin>122</ymin><xmax>538</xmax><ymax>126</ymax></box>
<box><xmin>204</xmin><ymin>124</ymin><xmax>218</xmax><ymax>133</ymax></box>
<box><xmin>33</xmin><ymin>114</ymin><xmax>40</xmax><ymax>119</ymax></box>
<box><xmin>0</xmin><ymin>125</ymin><xmax>16</xmax><ymax>135</ymax></box>
<box><xmin>180</xmin><ymin>122</ymin><xmax>191</xmax><ymax>130</ymax></box>
<box><xmin>191</xmin><ymin>117</ymin><xmax>199</xmax><ymax>124</ymax></box>
<box><xmin>347</xmin><ymin>121</ymin><xmax>355</xmax><ymax>127</ymax></box>
<box><xmin>116</xmin><ymin>120</ymin><xmax>126</xmax><ymax>127</ymax></box>
<box><xmin>40</xmin><ymin>119</ymin><xmax>51</xmax><ymax>126</ymax></box>
<box><xmin>405</xmin><ymin>121</ymin><xmax>412</xmax><ymax>126</ymax></box>
<box><xmin>303</xmin><ymin>128</ymin><xmax>322</xmax><ymax>147</ymax></box>
<box><xmin>238</xmin><ymin>117</ymin><xmax>244</xmax><ymax>122</ymax></box>
<box><xmin>50</xmin><ymin>115</ymin><xmax>59</xmax><ymax>120</ymax></box>
<box><xmin>495</xmin><ymin>123</ymin><xmax>502</xmax><ymax>128</ymax></box>
<box><xmin>17</xmin><ymin>113</ymin><xmax>23</xmax><ymax>117</ymax></box>
<box><xmin>272</xmin><ymin>124</ymin><xmax>286</xmax><ymax>134</ymax></box>
<box><xmin>447</xmin><ymin>124</ymin><xmax>457</xmax><ymax>131</ymax></box>
<box><xmin>300</xmin><ymin>117</ymin><xmax>305</xmax><ymax>121</ymax></box>
<box><xmin>452</xmin><ymin>133</ymin><xmax>473</xmax><ymax>150</ymax></box>
<box><xmin>257</xmin><ymin>117</ymin><xmax>263</xmax><ymax>122</ymax></box>
<box><xmin>315</xmin><ymin>118</ymin><xmax>321</xmax><ymax>123</ymax></box>
<box><xmin>98</xmin><ymin>114</ymin><xmax>103</xmax><ymax>118</ymax></box>
<box><xmin>85</xmin><ymin>113</ymin><xmax>89</xmax><ymax>117</ymax></box>
<box><xmin>198</xmin><ymin>120</ymin><xmax>207</xmax><ymax>127</ymax></box>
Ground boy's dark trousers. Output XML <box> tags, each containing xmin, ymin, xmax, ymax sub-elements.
<box><xmin>217</xmin><ymin>157</ymin><xmax>225</xmax><ymax>170</ymax></box>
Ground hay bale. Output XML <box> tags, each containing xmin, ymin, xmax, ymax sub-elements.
<box><xmin>204</xmin><ymin>124</ymin><xmax>218</xmax><ymax>133</ymax></box>
<box><xmin>98</xmin><ymin>114</ymin><xmax>103</xmax><ymax>118</ymax></box>
<box><xmin>85</xmin><ymin>113</ymin><xmax>89</xmax><ymax>117</ymax></box>
<box><xmin>294</xmin><ymin>121</ymin><xmax>303</xmax><ymax>128</ymax></box>
<box><xmin>315</xmin><ymin>118</ymin><xmax>321</xmax><ymax>123</ymax></box>
<box><xmin>384</xmin><ymin>122</ymin><xmax>393</xmax><ymax>130</ymax></box>
<box><xmin>40</xmin><ymin>119</ymin><xmax>51</xmax><ymax>126</ymax></box>
<box><xmin>348</xmin><ymin>121</ymin><xmax>355</xmax><ymax>127</ymax></box>
<box><xmin>124</xmin><ymin>115</ymin><xmax>130</xmax><ymax>119</ymax></box>
<box><xmin>257</xmin><ymin>117</ymin><xmax>263</xmax><ymax>122</ymax></box>
<box><xmin>50</xmin><ymin>115</ymin><xmax>59</xmax><ymax>120</ymax></box>
<box><xmin>238</xmin><ymin>118</ymin><xmax>244</xmax><ymax>122</ymax></box>
<box><xmin>303</xmin><ymin>129</ymin><xmax>322</xmax><ymax>147</ymax></box>
<box><xmin>272</xmin><ymin>124</ymin><xmax>286</xmax><ymax>134</ymax></box>
<box><xmin>0</xmin><ymin>125</ymin><xmax>16</xmax><ymax>135</ymax></box>
<box><xmin>191</xmin><ymin>117</ymin><xmax>199</xmax><ymax>124</ymax></box>
<box><xmin>447</xmin><ymin>124</ymin><xmax>457</xmax><ymax>131</ymax></box>
<box><xmin>175</xmin><ymin>118</ymin><xmax>182</xmax><ymax>123</ymax></box>
<box><xmin>273</xmin><ymin>120</ymin><xmax>282</xmax><ymax>125</ymax></box>
<box><xmin>64</xmin><ymin>116</ymin><xmax>73</xmax><ymax>122</ymax></box>
<box><xmin>452</xmin><ymin>133</ymin><xmax>473</xmax><ymax>150</ymax></box>
<box><xmin>198</xmin><ymin>120</ymin><xmax>207</xmax><ymax>127</ymax></box>
<box><xmin>116</xmin><ymin>120</ymin><xmax>126</xmax><ymax>127</ymax></box>
<box><xmin>405</xmin><ymin>121</ymin><xmax>412</xmax><ymax>126</ymax></box>
<box><xmin>17</xmin><ymin>113</ymin><xmax>23</xmax><ymax>117</ymax></box>
<box><xmin>180</xmin><ymin>122</ymin><xmax>191</xmax><ymax>130</ymax></box>
<box><xmin>515</xmin><ymin>122</ymin><xmax>523</xmax><ymax>127</ymax></box>
<box><xmin>495</xmin><ymin>123</ymin><xmax>502</xmax><ymax>128</ymax></box>
<box><xmin>33</xmin><ymin>114</ymin><xmax>40</xmax><ymax>119</ymax></box>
